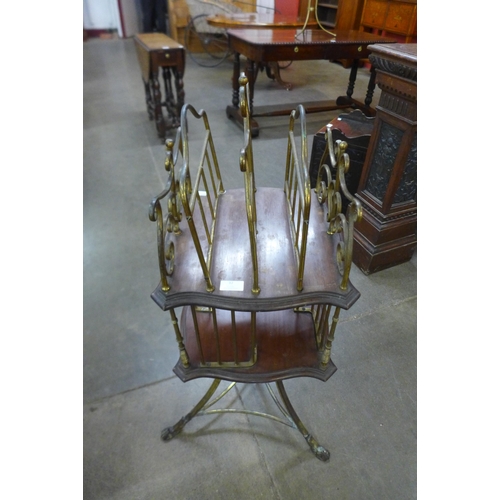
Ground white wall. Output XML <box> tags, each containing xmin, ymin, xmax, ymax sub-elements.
<box><xmin>256</xmin><ymin>0</ymin><xmax>275</xmax><ymax>14</ymax></box>
<box><xmin>83</xmin><ymin>0</ymin><xmax>143</xmax><ymax>38</ymax></box>
<box><xmin>119</xmin><ymin>0</ymin><xmax>142</xmax><ymax>37</ymax></box>
<box><xmin>83</xmin><ymin>0</ymin><xmax>121</xmax><ymax>31</ymax></box>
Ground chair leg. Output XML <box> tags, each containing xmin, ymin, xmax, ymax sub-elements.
<box><xmin>161</xmin><ymin>379</ymin><xmax>221</xmax><ymax>441</ymax></box>
<box><xmin>275</xmin><ymin>380</ymin><xmax>330</xmax><ymax>462</ymax></box>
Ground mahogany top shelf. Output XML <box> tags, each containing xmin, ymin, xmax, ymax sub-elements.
<box><xmin>151</xmin><ymin>187</ymin><xmax>360</xmax><ymax>312</ymax></box>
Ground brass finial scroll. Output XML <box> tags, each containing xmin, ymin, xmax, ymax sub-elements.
<box><xmin>315</xmin><ymin>125</ymin><xmax>363</xmax><ymax>290</ymax></box>
<box><xmin>148</xmin><ymin>137</ymin><xmax>183</xmax><ymax>292</ymax></box>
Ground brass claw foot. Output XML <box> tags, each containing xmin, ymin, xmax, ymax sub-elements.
<box><xmin>160</xmin><ymin>379</ymin><xmax>221</xmax><ymax>442</ymax></box>
<box><xmin>313</xmin><ymin>444</ymin><xmax>331</xmax><ymax>462</ymax></box>
<box><xmin>305</xmin><ymin>435</ymin><xmax>330</xmax><ymax>461</ymax></box>
<box><xmin>161</xmin><ymin>416</ymin><xmax>191</xmax><ymax>441</ymax></box>
<box><xmin>161</xmin><ymin>427</ymin><xmax>175</xmax><ymax>441</ymax></box>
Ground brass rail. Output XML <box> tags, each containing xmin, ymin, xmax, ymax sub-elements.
<box><xmin>189</xmin><ymin>306</ymin><xmax>258</xmax><ymax>367</ymax></box>
<box><xmin>284</xmin><ymin>105</ymin><xmax>311</xmax><ymax>292</ymax></box>
<box><xmin>315</xmin><ymin>125</ymin><xmax>363</xmax><ymax>290</ymax></box>
<box><xmin>178</xmin><ymin>104</ymin><xmax>225</xmax><ymax>292</ymax></box>
<box><xmin>238</xmin><ymin>74</ymin><xmax>260</xmax><ymax>295</ymax></box>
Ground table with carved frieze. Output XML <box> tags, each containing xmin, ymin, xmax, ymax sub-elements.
<box><xmin>225</xmin><ymin>29</ymin><xmax>396</xmax><ymax>137</ymax></box>
<box><xmin>352</xmin><ymin>43</ymin><xmax>417</xmax><ymax>274</ymax></box>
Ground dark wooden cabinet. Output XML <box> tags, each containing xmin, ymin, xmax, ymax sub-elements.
<box><xmin>306</xmin><ymin>0</ymin><xmax>365</xmax><ymax>31</ymax></box>
<box><xmin>360</xmin><ymin>0</ymin><xmax>417</xmax><ymax>42</ymax></box>
<box><xmin>309</xmin><ymin>110</ymin><xmax>374</xmax><ymax>212</ymax></box>
<box><xmin>316</xmin><ymin>1</ymin><xmax>340</xmax><ymax>29</ymax></box>
<box><xmin>353</xmin><ymin>43</ymin><xmax>417</xmax><ymax>274</ymax></box>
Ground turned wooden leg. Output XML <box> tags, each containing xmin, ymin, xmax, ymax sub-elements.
<box><xmin>143</xmin><ymin>79</ymin><xmax>154</xmax><ymax>120</ymax></box>
<box><xmin>364</xmin><ymin>65</ymin><xmax>377</xmax><ymax>107</ymax></box>
<box><xmin>245</xmin><ymin>59</ymin><xmax>256</xmax><ymax>117</ymax></box>
<box><xmin>346</xmin><ymin>59</ymin><xmax>359</xmax><ymax>100</ymax></box>
<box><xmin>152</xmin><ymin>73</ymin><xmax>166</xmax><ymax>138</ymax></box>
<box><xmin>226</xmin><ymin>53</ymin><xmax>259</xmax><ymax>136</ymax></box>
<box><xmin>162</xmin><ymin>67</ymin><xmax>175</xmax><ymax>127</ymax></box>
<box><xmin>174</xmin><ymin>69</ymin><xmax>185</xmax><ymax>128</ymax></box>
<box><xmin>231</xmin><ymin>52</ymin><xmax>241</xmax><ymax>108</ymax></box>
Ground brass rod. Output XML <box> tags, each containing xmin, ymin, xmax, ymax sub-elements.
<box><xmin>155</xmin><ymin>203</ymin><xmax>169</xmax><ymax>291</ymax></box>
<box><xmin>265</xmin><ymin>383</ymin><xmax>295</xmax><ymax>426</ymax></box>
<box><xmin>188</xmin><ymin>130</ymin><xmax>211</xmax><ymax>212</ymax></box>
<box><xmin>319</xmin><ymin>305</ymin><xmax>331</xmax><ymax>349</ymax></box>
<box><xmin>204</xmin><ymin>148</ymin><xmax>218</xmax><ymax>200</ymax></box>
<box><xmin>169</xmin><ymin>308</ymin><xmax>189</xmax><ymax>367</ymax></box>
<box><xmin>184</xmin><ymin>211</ymin><xmax>214</xmax><ymax>292</ymax></box>
<box><xmin>291</xmin><ymin>169</ymin><xmax>298</xmax><ymax>217</ymax></box>
<box><xmin>276</xmin><ymin>380</ymin><xmax>313</xmax><ymax>438</ymax></box>
<box><xmin>251</xmin><ymin>311</ymin><xmax>257</xmax><ymax>363</ymax></box>
<box><xmin>238</xmin><ymin>76</ymin><xmax>260</xmax><ymax>295</ymax></box>
<box><xmin>197</xmin><ymin>408</ymin><xmax>296</xmax><ymax>428</ymax></box>
<box><xmin>321</xmin><ymin>306</ymin><xmax>341</xmax><ymax>367</ymax></box>
<box><xmin>276</xmin><ymin>380</ymin><xmax>330</xmax><ymax>461</ymax></box>
<box><xmin>295</xmin><ymin>199</ymin><xmax>303</xmax><ymax>249</ymax></box>
<box><xmin>196</xmin><ymin>182</ymin><xmax>212</xmax><ymax>246</ymax></box>
<box><xmin>212</xmin><ymin>308</ymin><xmax>221</xmax><ymax>364</ymax></box>
<box><xmin>231</xmin><ymin>310</ymin><xmax>238</xmax><ymax>365</ymax></box>
<box><xmin>202</xmin><ymin>382</ymin><xmax>237</xmax><ymax>410</ymax></box>
<box><xmin>191</xmin><ymin>305</ymin><xmax>205</xmax><ymax>365</ymax></box>
<box><xmin>205</xmin><ymin>121</ymin><xmax>225</xmax><ymax>193</ymax></box>
<box><xmin>200</xmin><ymin>166</ymin><xmax>215</xmax><ymax>222</ymax></box>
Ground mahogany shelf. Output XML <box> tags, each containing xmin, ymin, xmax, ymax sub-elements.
<box><xmin>151</xmin><ymin>186</ymin><xmax>360</xmax><ymax>312</ymax></box>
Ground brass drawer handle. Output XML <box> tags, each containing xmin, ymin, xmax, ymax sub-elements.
<box><xmin>165</xmin><ymin>53</ymin><xmax>170</xmax><ymax>59</ymax></box>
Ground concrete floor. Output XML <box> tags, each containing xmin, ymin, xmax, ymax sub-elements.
<box><xmin>83</xmin><ymin>36</ymin><xmax>417</xmax><ymax>499</ymax></box>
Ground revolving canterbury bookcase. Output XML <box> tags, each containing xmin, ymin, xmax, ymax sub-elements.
<box><xmin>149</xmin><ymin>74</ymin><xmax>362</xmax><ymax>461</ymax></box>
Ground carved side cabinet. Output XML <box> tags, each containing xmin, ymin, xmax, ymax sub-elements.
<box><xmin>353</xmin><ymin>43</ymin><xmax>416</xmax><ymax>274</ymax></box>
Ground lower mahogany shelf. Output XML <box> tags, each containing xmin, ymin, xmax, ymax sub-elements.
<box><xmin>173</xmin><ymin>307</ymin><xmax>337</xmax><ymax>383</ymax></box>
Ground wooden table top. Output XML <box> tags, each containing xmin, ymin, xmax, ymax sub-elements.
<box><xmin>227</xmin><ymin>28</ymin><xmax>397</xmax><ymax>47</ymax></box>
<box><xmin>134</xmin><ymin>32</ymin><xmax>184</xmax><ymax>51</ymax></box>
<box><xmin>368</xmin><ymin>42</ymin><xmax>417</xmax><ymax>63</ymax></box>
<box><xmin>207</xmin><ymin>13</ymin><xmax>317</xmax><ymax>29</ymax></box>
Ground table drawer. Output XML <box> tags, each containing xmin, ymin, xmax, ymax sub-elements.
<box><xmin>255</xmin><ymin>43</ymin><xmax>374</xmax><ymax>61</ymax></box>
<box><xmin>151</xmin><ymin>49</ymin><xmax>184</xmax><ymax>69</ymax></box>
<box><xmin>384</xmin><ymin>2</ymin><xmax>416</xmax><ymax>34</ymax></box>
<box><xmin>361</xmin><ymin>0</ymin><xmax>389</xmax><ymax>29</ymax></box>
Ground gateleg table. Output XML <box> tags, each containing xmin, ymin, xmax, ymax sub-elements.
<box><xmin>134</xmin><ymin>33</ymin><xmax>185</xmax><ymax>138</ymax></box>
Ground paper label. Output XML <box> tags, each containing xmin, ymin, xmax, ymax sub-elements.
<box><xmin>220</xmin><ymin>280</ymin><xmax>244</xmax><ymax>291</ymax></box>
